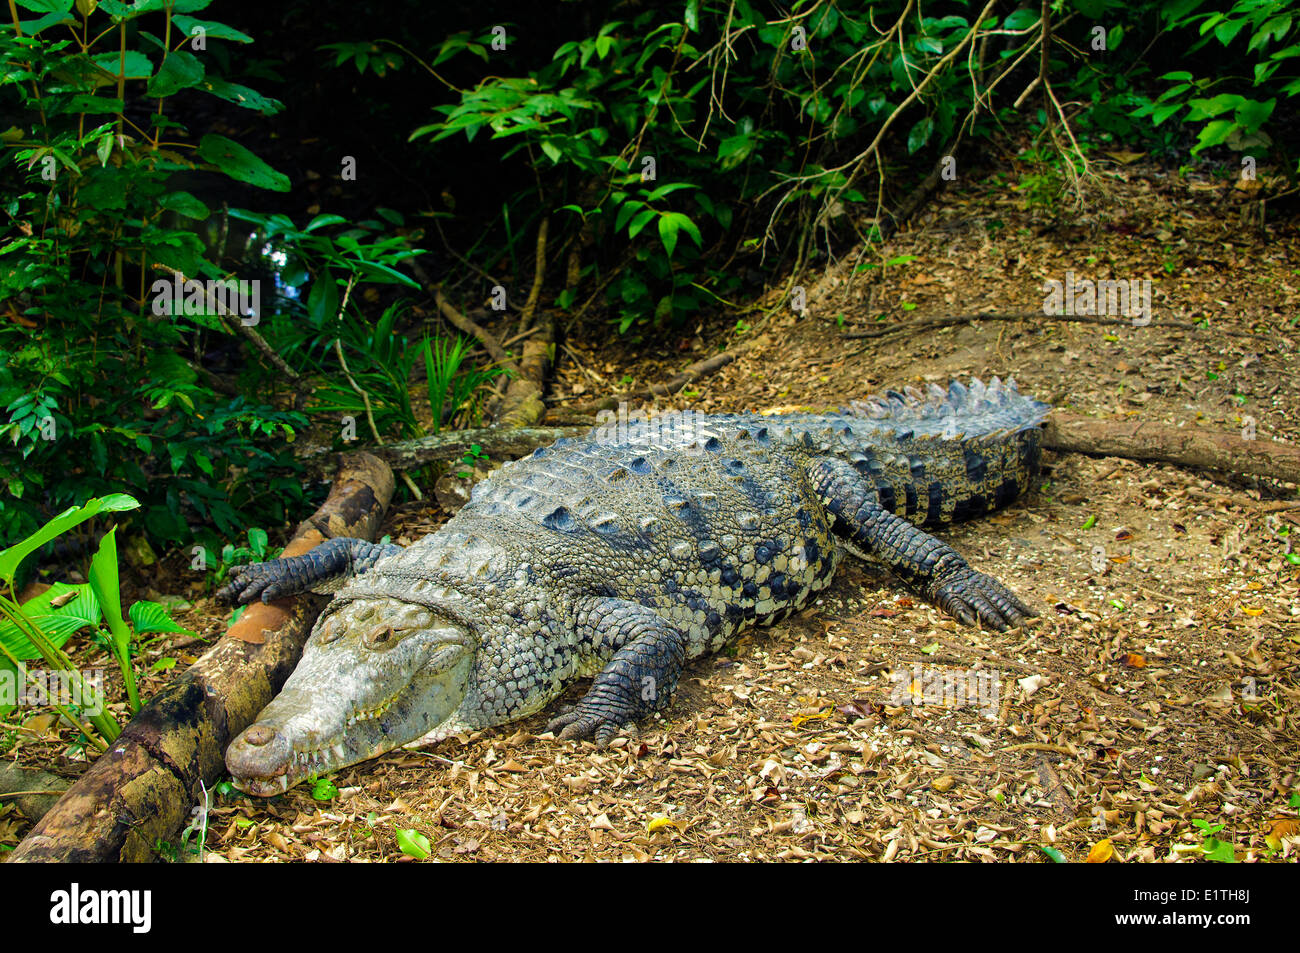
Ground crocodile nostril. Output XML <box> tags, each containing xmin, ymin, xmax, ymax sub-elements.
<box><xmin>244</xmin><ymin>724</ymin><xmax>276</xmax><ymax>747</ymax></box>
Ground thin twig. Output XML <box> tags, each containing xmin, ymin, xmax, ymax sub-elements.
<box><xmin>843</xmin><ymin>312</ymin><xmax>1269</xmax><ymax>341</ymax></box>
<box><xmin>330</xmin><ymin>276</ymin><xmax>422</xmax><ymax>501</ymax></box>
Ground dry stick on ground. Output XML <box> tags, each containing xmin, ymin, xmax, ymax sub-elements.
<box><xmin>1045</xmin><ymin>412</ymin><xmax>1300</xmax><ymax>487</ymax></box>
<box><xmin>565</xmin><ymin>341</ymin><xmax>756</xmax><ymax>415</ymax></box>
<box><xmin>406</xmin><ymin>256</ymin><xmax>517</xmax><ymax>374</ymax></box>
<box><xmin>152</xmin><ymin>263</ymin><xmax>310</xmax><ymax>407</ymax></box>
<box><xmin>9</xmin><ymin>453</ymin><xmax>394</xmax><ymax>863</ymax></box>
<box><xmin>843</xmin><ymin>311</ymin><xmax>1268</xmax><ymax>341</ymax></box>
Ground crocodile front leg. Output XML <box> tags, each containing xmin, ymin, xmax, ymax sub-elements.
<box><xmin>810</xmin><ymin>458</ymin><xmax>1035</xmax><ymax>630</ymax></box>
<box><xmin>215</xmin><ymin>537</ymin><xmax>404</xmax><ymax>605</ymax></box>
<box><xmin>547</xmin><ymin>598</ymin><xmax>689</xmax><ymax>746</ymax></box>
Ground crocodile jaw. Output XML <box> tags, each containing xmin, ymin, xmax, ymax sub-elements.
<box><xmin>226</xmin><ymin>598</ymin><xmax>473</xmax><ymax>796</ymax></box>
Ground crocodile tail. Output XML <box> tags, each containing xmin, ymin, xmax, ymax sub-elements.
<box><xmin>846</xmin><ymin>377</ymin><xmax>1050</xmax><ymax>440</ymax></box>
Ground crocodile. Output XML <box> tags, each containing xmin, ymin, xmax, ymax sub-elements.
<box><xmin>218</xmin><ymin>378</ymin><xmax>1048</xmax><ymax>795</ymax></box>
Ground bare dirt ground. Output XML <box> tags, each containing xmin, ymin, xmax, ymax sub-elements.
<box><xmin>5</xmin><ymin>158</ymin><xmax>1298</xmax><ymax>862</ymax></box>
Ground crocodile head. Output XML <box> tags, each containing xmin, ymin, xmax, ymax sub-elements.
<box><xmin>226</xmin><ymin>597</ymin><xmax>473</xmax><ymax>795</ymax></box>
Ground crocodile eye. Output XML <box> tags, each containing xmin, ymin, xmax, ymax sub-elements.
<box><xmin>362</xmin><ymin>623</ymin><xmax>396</xmax><ymax>649</ymax></box>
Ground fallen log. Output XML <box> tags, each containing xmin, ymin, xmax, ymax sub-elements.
<box><xmin>8</xmin><ymin>452</ymin><xmax>394</xmax><ymax>863</ymax></box>
<box><xmin>299</xmin><ymin>424</ymin><xmax>592</xmax><ymax>477</ymax></box>
<box><xmin>0</xmin><ymin>763</ymin><xmax>69</xmax><ymax>827</ymax></box>
<box><xmin>1044</xmin><ymin>411</ymin><xmax>1300</xmax><ymax>486</ymax></box>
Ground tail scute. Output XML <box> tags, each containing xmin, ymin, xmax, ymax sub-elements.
<box><xmin>847</xmin><ymin>377</ymin><xmax>1049</xmax><ymax>439</ymax></box>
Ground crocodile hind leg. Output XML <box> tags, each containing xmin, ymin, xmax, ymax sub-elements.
<box><xmin>215</xmin><ymin>537</ymin><xmax>404</xmax><ymax>605</ymax></box>
<box><xmin>547</xmin><ymin>598</ymin><xmax>689</xmax><ymax>746</ymax></box>
<box><xmin>810</xmin><ymin>458</ymin><xmax>1035</xmax><ymax>630</ymax></box>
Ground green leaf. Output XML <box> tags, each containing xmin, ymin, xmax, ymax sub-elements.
<box><xmin>303</xmin><ymin>213</ymin><xmax>346</xmax><ymax>232</ymax></box>
<box><xmin>1192</xmin><ymin>119</ymin><xmax>1235</xmax><ymax>153</ymax></box>
<box><xmin>645</xmin><ymin>182</ymin><xmax>699</xmax><ymax>202</ymax></box>
<box><xmin>1202</xmin><ymin>837</ymin><xmax>1237</xmax><ymax>863</ymax></box>
<box><xmin>907</xmin><ymin>116</ymin><xmax>935</xmax><ymax>154</ymax></box>
<box><xmin>307</xmin><ymin>274</ymin><xmax>340</xmax><ymax>324</ymax></box>
<box><xmin>88</xmin><ymin>529</ymin><xmax>128</xmax><ymax>653</ymax></box>
<box><xmin>128</xmin><ymin>600</ymin><xmax>194</xmax><ymax>637</ymax></box>
<box><xmin>171</xmin><ymin>15</ymin><xmax>253</xmax><ymax>44</ymax></box>
<box><xmin>1040</xmin><ymin>846</ymin><xmax>1067</xmax><ymax>863</ymax></box>
<box><xmin>91</xmin><ymin>51</ymin><xmax>154</xmax><ymax>80</ymax></box>
<box><xmin>1235</xmin><ymin>98</ymin><xmax>1275</xmax><ymax>133</ymax></box>
<box><xmin>0</xmin><ymin>583</ymin><xmax>102</xmax><ymax>661</ymax></box>
<box><xmin>627</xmin><ymin>208</ymin><xmax>657</xmax><ymax>239</ymax></box>
<box><xmin>199</xmin><ymin>78</ymin><xmax>283</xmax><ymax>116</ymax></box>
<box><xmin>197</xmin><ymin>134</ymin><xmax>290</xmax><ymax>191</ymax></box>
<box><xmin>658</xmin><ymin>213</ymin><xmax>680</xmax><ymax>257</ymax></box>
<box><xmin>396</xmin><ymin>828</ymin><xmax>431</xmax><ymax>859</ymax></box>
<box><xmin>147</xmin><ymin>51</ymin><xmax>205</xmax><ymax>98</ymax></box>
<box><xmin>311</xmin><ymin>777</ymin><xmax>339</xmax><ymax>800</ymax></box>
<box><xmin>14</xmin><ymin>1</ymin><xmax>73</xmax><ymax>12</ymax></box>
<box><xmin>0</xmin><ymin>495</ymin><xmax>138</xmax><ymax>590</ymax></box>
<box><xmin>160</xmin><ymin>190</ymin><xmax>210</xmax><ymax>220</ymax></box>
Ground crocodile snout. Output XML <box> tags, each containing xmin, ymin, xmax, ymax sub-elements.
<box><xmin>226</xmin><ymin>722</ymin><xmax>294</xmax><ymax>790</ymax></box>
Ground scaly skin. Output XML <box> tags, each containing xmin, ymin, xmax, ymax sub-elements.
<box><xmin>219</xmin><ymin>378</ymin><xmax>1047</xmax><ymax>794</ymax></box>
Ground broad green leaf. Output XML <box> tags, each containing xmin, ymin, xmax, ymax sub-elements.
<box><xmin>89</xmin><ymin>528</ymin><xmax>128</xmax><ymax>654</ymax></box>
<box><xmin>199</xmin><ymin>78</ymin><xmax>283</xmax><ymax>116</ymax></box>
<box><xmin>128</xmin><ymin>600</ymin><xmax>194</xmax><ymax>637</ymax></box>
<box><xmin>645</xmin><ymin>182</ymin><xmax>699</xmax><ymax>202</ymax></box>
<box><xmin>160</xmin><ymin>190</ymin><xmax>210</xmax><ymax>220</ymax></box>
<box><xmin>627</xmin><ymin>208</ymin><xmax>657</xmax><ymax>239</ymax></box>
<box><xmin>658</xmin><ymin>213</ymin><xmax>680</xmax><ymax>257</ymax></box>
<box><xmin>197</xmin><ymin>134</ymin><xmax>290</xmax><ymax>191</ymax></box>
<box><xmin>1192</xmin><ymin>119</ymin><xmax>1235</xmax><ymax>153</ymax></box>
<box><xmin>396</xmin><ymin>828</ymin><xmax>431</xmax><ymax>859</ymax></box>
<box><xmin>0</xmin><ymin>583</ymin><xmax>102</xmax><ymax>660</ymax></box>
<box><xmin>14</xmin><ymin>0</ymin><xmax>73</xmax><ymax>12</ymax></box>
<box><xmin>91</xmin><ymin>51</ymin><xmax>154</xmax><ymax>80</ymax></box>
<box><xmin>303</xmin><ymin>213</ymin><xmax>346</xmax><ymax>232</ymax></box>
<box><xmin>0</xmin><ymin>495</ymin><xmax>139</xmax><ymax>589</ymax></box>
<box><xmin>908</xmin><ymin>116</ymin><xmax>935</xmax><ymax>154</ymax></box>
<box><xmin>147</xmin><ymin>51</ymin><xmax>205</xmax><ymax>98</ymax></box>
<box><xmin>171</xmin><ymin>15</ymin><xmax>253</xmax><ymax>44</ymax></box>
<box><xmin>307</xmin><ymin>273</ymin><xmax>340</xmax><ymax>324</ymax></box>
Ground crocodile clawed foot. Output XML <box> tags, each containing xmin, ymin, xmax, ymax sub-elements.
<box><xmin>546</xmin><ymin>708</ymin><xmax>634</xmax><ymax>748</ymax></box>
<box><xmin>930</xmin><ymin>567</ymin><xmax>1036</xmax><ymax>632</ymax></box>
<box><xmin>216</xmin><ymin>561</ymin><xmax>290</xmax><ymax>605</ymax></box>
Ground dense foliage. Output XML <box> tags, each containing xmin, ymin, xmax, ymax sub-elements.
<box><xmin>2</xmin><ymin>0</ymin><xmax>1296</xmax><ymax>565</ymax></box>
